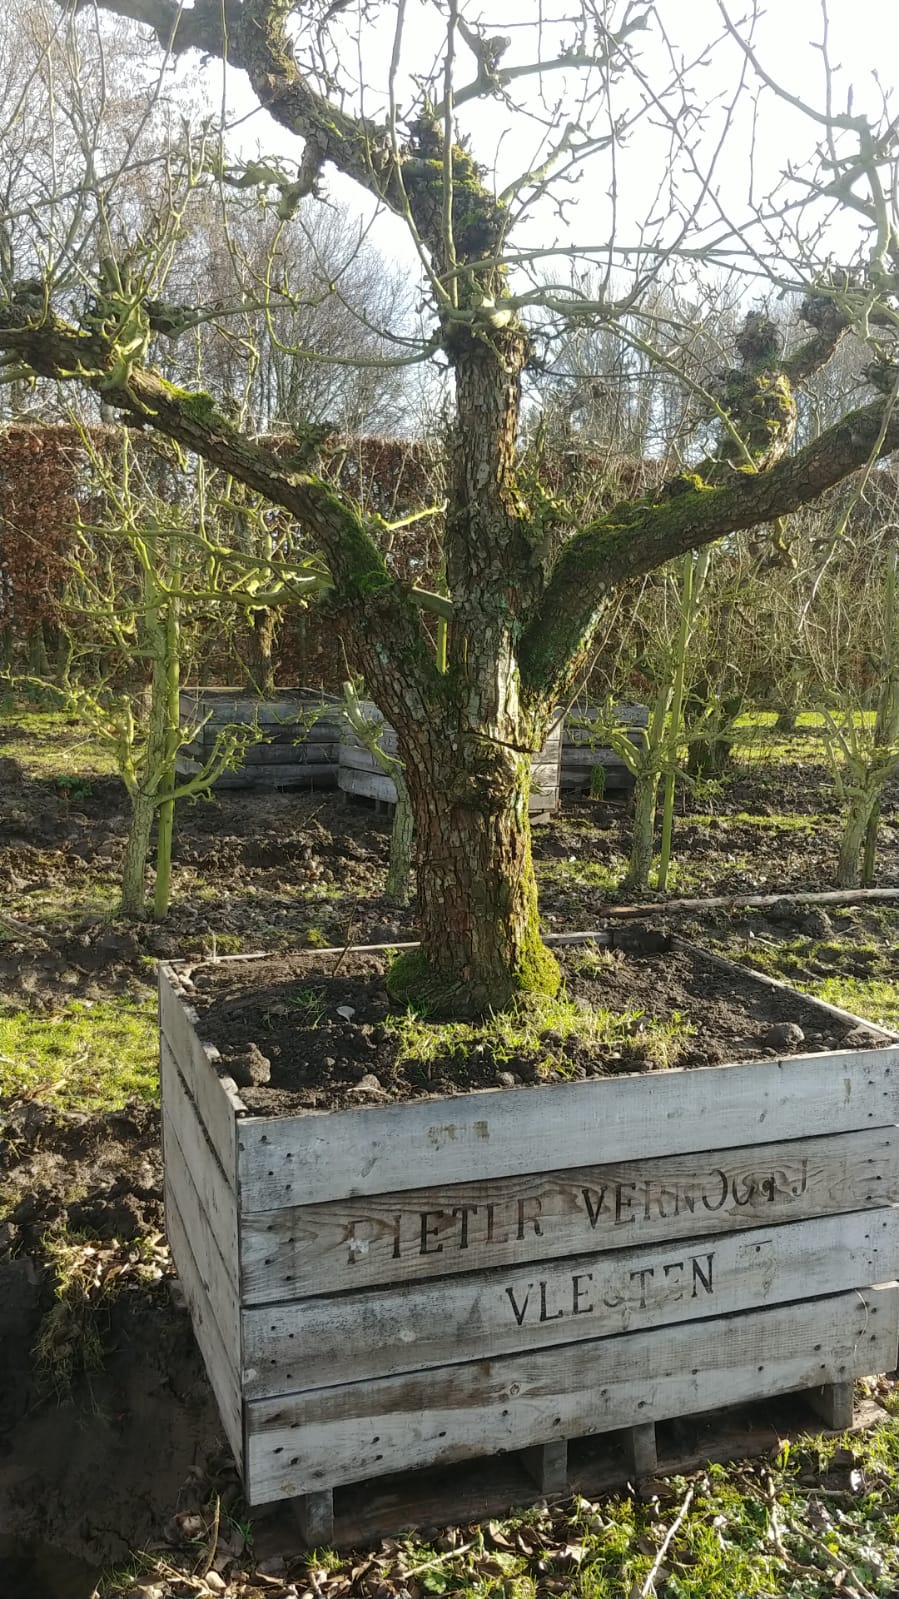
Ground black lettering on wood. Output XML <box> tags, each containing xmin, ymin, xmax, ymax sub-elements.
<box><xmin>517</xmin><ymin>1197</ymin><xmax>543</xmax><ymax>1240</ymax></box>
<box><xmin>674</xmin><ymin>1185</ymin><xmax>696</xmax><ymax>1216</ymax></box>
<box><xmin>571</xmin><ymin>1272</ymin><xmax>594</xmax><ymax>1315</ymax></box>
<box><xmin>701</xmin><ymin>1169</ymin><xmax>729</xmax><ymax>1212</ymax></box>
<box><xmin>661</xmin><ymin>1260</ymin><xmax>685</xmax><ymax>1301</ymax></box>
<box><xmin>419</xmin><ymin>1211</ymin><xmax>445</xmax><ymax>1255</ymax></box>
<box><xmin>539</xmin><ymin>1281</ymin><xmax>564</xmax><ymax>1322</ymax></box>
<box><xmin>615</xmin><ymin>1183</ymin><xmax>637</xmax><ymax>1225</ymax></box>
<box><xmin>506</xmin><ymin>1284</ymin><xmax>533</xmax><ymax>1326</ymax></box>
<box><xmin>630</xmin><ymin>1265</ymin><xmax>655</xmax><ymax>1309</ymax></box>
<box><xmin>691</xmin><ymin>1252</ymin><xmax>715</xmax><ymax>1296</ymax></box>
<box><xmin>643</xmin><ymin>1183</ymin><xmax>669</xmax><ymax>1221</ymax></box>
<box><xmin>581</xmin><ymin>1187</ymin><xmax>608</xmax><ymax>1228</ymax></box>
<box><xmin>452</xmin><ymin>1204</ymin><xmax>478</xmax><ymax>1247</ymax></box>
<box><xmin>791</xmin><ymin>1158</ymin><xmax>809</xmax><ymax>1197</ymax></box>
<box><xmin>485</xmin><ymin>1203</ymin><xmax>508</xmax><ymax>1245</ymax></box>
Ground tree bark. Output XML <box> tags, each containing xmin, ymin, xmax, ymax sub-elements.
<box><xmin>243</xmin><ymin>607</ymin><xmax>278</xmax><ymax>699</ymax></box>
<box><xmin>388</xmin><ymin>728</ymin><xmax>558</xmax><ymax>1016</ymax></box>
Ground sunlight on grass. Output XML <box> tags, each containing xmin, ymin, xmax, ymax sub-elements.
<box><xmin>0</xmin><ymin>995</ymin><xmax>159</xmax><ymax>1109</ymax></box>
<box><xmin>0</xmin><ymin>699</ymin><xmax>118</xmax><ymax>778</ymax></box>
<box><xmin>387</xmin><ymin>978</ymin><xmax>695</xmax><ymax>1079</ymax></box>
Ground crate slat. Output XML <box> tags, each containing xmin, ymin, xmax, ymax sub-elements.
<box><xmin>241</xmin><ymin>1208</ymin><xmax>899</xmax><ymax>1396</ymax></box>
<box><xmin>243</xmin><ymin>1285</ymin><xmax>899</xmax><ymax>1502</ymax></box>
<box><xmin>239</xmin><ymin>1126</ymin><xmax>899</xmax><ymax>1301</ymax></box>
<box><xmin>164</xmin><ymin>1106</ymin><xmax>240</xmax><ymax>1350</ymax></box>
<box><xmin>237</xmin><ymin>1048</ymin><xmax>899</xmax><ymax>1210</ymax></box>
<box><xmin>160</xmin><ymin>1037</ymin><xmax>239</xmax><ymax>1284</ymax></box>
<box><xmin>160</xmin><ymin>966</ymin><xmax>242</xmax><ymax>1180</ymax></box>
<box><xmin>165</xmin><ymin>1184</ymin><xmax>244</xmax><ymax>1463</ymax></box>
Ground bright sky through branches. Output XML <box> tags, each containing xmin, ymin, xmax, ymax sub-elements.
<box><xmin>206</xmin><ymin>0</ymin><xmax>896</xmax><ymax>298</ymax></box>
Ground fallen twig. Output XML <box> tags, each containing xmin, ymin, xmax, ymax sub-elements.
<box><xmin>639</xmin><ymin>1481</ymin><xmax>695</xmax><ymax>1597</ymax></box>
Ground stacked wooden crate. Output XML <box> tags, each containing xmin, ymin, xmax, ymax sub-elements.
<box><xmin>338</xmin><ymin>703</ymin><xmax>564</xmax><ymax>821</ymax></box>
<box><xmin>561</xmin><ymin>704</ymin><xmax>649</xmax><ymax>794</ymax></box>
<box><xmin>176</xmin><ymin>688</ymin><xmax>344</xmax><ymax>790</ymax></box>
<box><xmin>159</xmin><ymin>951</ymin><xmax>899</xmax><ymax>1542</ymax></box>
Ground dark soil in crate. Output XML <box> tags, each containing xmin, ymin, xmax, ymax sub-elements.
<box><xmin>190</xmin><ymin>940</ymin><xmax>885</xmax><ymax>1116</ymax></box>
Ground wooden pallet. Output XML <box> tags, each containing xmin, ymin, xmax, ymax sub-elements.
<box><xmin>176</xmin><ymin>687</ymin><xmax>343</xmax><ymax>790</ymax></box>
<box><xmin>248</xmin><ymin>1389</ymin><xmax>887</xmax><ymax>1550</ymax></box>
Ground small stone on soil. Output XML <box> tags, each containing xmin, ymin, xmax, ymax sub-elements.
<box><xmin>762</xmin><ymin>1021</ymin><xmax>806</xmax><ymax>1050</ymax></box>
<box><xmin>351</xmin><ymin>1073</ymin><xmax>384</xmax><ymax>1093</ymax></box>
<box><xmin>843</xmin><ymin>1025</ymin><xmax>888</xmax><ymax>1049</ymax></box>
<box><xmin>496</xmin><ymin>1071</ymin><xmax>517</xmax><ymax>1089</ymax></box>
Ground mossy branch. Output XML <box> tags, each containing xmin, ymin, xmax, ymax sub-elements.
<box><xmin>520</xmin><ymin>395</ymin><xmax>899</xmax><ymax>701</ymax></box>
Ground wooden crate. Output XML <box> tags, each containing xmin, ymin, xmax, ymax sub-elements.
<box><xmin>175</xmin><ymin>687</ymin><xmax>344</xmax><ymax>790</ymax></box>
<box><xmin>561</xmin><ymin>704</ymin><xmax>649</xmax><ymax>794</ymax></box>
<box><xmin>158</xmin><ymin>949</ymin><xmax>899</xmax><ymax>1541</ymax></box>
<box><xmin>337</xmin><ymin>704</ymin><xmax>563</xmax><ymax>820</ymax></box>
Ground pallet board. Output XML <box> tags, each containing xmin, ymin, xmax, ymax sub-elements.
<box><xmin>237</xmin><ymin>1126</ymin><xmax>899</xmax><ymax>1300</ymax></box>
<box><xmin>157</xmin><ymin>947</ymin><xmax>899</xmax><ymax>1526</ymax></box>
<box><xmin>241</xmin><ymin>1208</ymin><xmax>899</xmax><ymax>1395</ymax></box>
<box><xmin>235</xmin><ymin>1046</ymin><xmax>899</xmax><ymax>1208</ymax></box>
<box><xmin>337</xmin><ymin>703</ymin><xmax>563</xmax><ymax>818</ymax></box>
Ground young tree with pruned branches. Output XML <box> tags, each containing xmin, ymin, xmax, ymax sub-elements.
<box><xmin>3</xmin><ymin>0</ymin><xmax>899</xmax><ymax>1014</ymax></box>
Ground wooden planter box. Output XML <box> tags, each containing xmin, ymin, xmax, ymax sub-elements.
<box><xmin>338</xmin><ymin>703</ymin><xmax>563</xmax><ymax>821</ymax></box>
<box><xmin>561</xmin><ymin>704</ymin><xmax>649</xmax><ymax>794</ymax></box>
<box><xmin>176</xmin><ymin>688</ymin><xmax>344</xmax><ymax>790</ymax></box>
<box><xmin>159</xmin><ymin>948</ymin><xmax>899</xmax><ymax>1540</ymax></box>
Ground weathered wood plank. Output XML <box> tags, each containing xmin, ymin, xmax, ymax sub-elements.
<box><xmin>164</xmin><ymin>1106</ymin><xmax>240</xmax><ymax>1360</ymax></box>
<box><xmin>566</xmin><ymin>704</ymin><xmax>650</xmax><ymax>730</ymax></box>
<box><xmin>337</xmin><ymin>767</ymin><xmax>399</xmax><ymax>805</ymax></box>
<box><xmin>521</xmin><ymin>1440</ymin><xmax>568</xmax><ymax>1495</ymax></box>
<box><xmin>160</xmin><ymin>1038</ymin><xmax>240</xmax><ymax>1286</ymax></box>
<box><xmin>562</xmin><ymin>746</ymin><xmax>639</xmax><ymax>766</ymax></box>
<box><xmin>237</xmin><ymin>1048</ymin><xmax>899</xmax><ymax>1210</ymax></box>
<box><xmin>806</xmin><ymin>1381</ymin><xmax>855</xmax><ymax>1430</ymax></box>
<box><xmin>337</xmin><ymin>744</ymin><xmax>396</xmax><ymax>774</ymax></box>
<box><xmin>239</xmin><ymin>1127</ymin><xmax>899</xmax><ymax>1301</ymax></box>
<box><xmin>235</xmin><ymin>741</ymin><xmax>340</xmax><ymax>767</ymax></box>
<box><xmin>165</xmin><ymin>1185</ymin><xmax>243</xmax><ymax>1465</ymax></box>
<box><xmin>160</xmin><ymin>965</ymin><xmax>243</xmax><ymax>1180</ymax></box>
<box><xmin>240</xmin><ymin>1208</ymin><xmax>899</xmax><ymax>1396</ymax></box>
<box><xmin>243</xmin><ymin>1286</ymin><xmax>899</xmax><ymax>1503</ymax></box>
<box><xmin>178</xmin><ymin>762</ymin><xmax>338</xmax><ymax>790</ymax></box>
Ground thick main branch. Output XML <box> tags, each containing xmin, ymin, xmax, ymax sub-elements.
<box><xmin>0</xmin><ymin>304</ymin><xmax>436</xmax><ymax>697</ymax></box>
<box><xmin>522</xmin><ymin>395</ymin><xmax>899</xmax><ymax>699</ymax></box>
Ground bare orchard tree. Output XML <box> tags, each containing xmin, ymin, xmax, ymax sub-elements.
<box><xmin>4</xmin><ymin>0</ymin><xmax>899</xmax><ymax>1014</ymax></box>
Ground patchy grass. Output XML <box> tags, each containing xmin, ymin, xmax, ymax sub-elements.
<box><xmin>710</xmin><ymin>908</ymin><xmax>899</xmax><ymax>1032</ymax></box>
<box><xmin>0</xmin><ymin>995</ymin><xmax>159</xmax><ymax>1109</ymax></box>
<box><xmin>93</xmin><ymin>1415</ymin><xmax>899</xmax><ymax>1598</ymax></box>
<box><xmin>0</xmin><ymin>698</ymin><xmax>117</xmax><ymax>777</ymax></box>
<box><xmin>35</xmin><ymin>1228</ymin><xmax>168</xmax><ymax>1398</ymax></box>
<box><xmin>387</xmin><ymin>979</ymin><xmax>695</xmax><ymax>1081</ymax></box>
<box><xmin>1</xmin><ymin>870</ymin><xmax>122</xmax><ymax>939</ymax></box>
